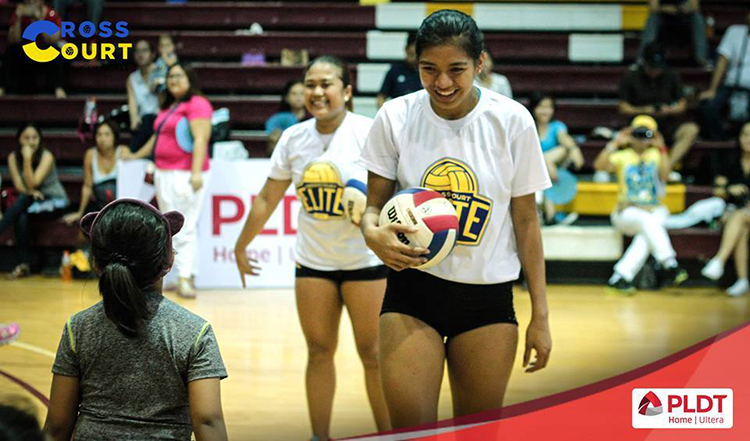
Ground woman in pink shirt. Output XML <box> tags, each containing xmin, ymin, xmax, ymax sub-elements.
<box><xmin>124</xmin><ymin>63</ymin><xmax>212</xmax><ymax>298</ymax></box>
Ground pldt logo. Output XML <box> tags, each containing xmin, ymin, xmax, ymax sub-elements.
<box><xmin>23</xmin><ymin>20</ymin><xmax>131</xmax><ymax>63</ymax></box>
<box><xmin>632</xmin><ymin>388</ymin><xmax>733</xmax><ymax>429</ymax></box>
<box><xmin>637</xmin><ymin>391</ymin><xmax>663</xmax><ymax>416</ymax></box>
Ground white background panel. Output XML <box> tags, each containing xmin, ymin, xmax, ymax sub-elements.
<box><xmin>474</xmin><ymin>4</ymin><xmax>621</xmax><ymax>31</ymax></box>
<box><xmin>375</xmin><ymin>3</ymin><xmax>425</xmax><ymax>30</ymax></box>
<box><xmin>366</xmin><ymin>31</ymin><xmax>409</xmax><ymax>60</ymax></box>
<box><xmin>357</xmin><ymin>63</ymin><xmax>391</xmax><ymax>93</ymax></box>
<box><xmin>542</xmin><ymin>226</ymin><xmax>622</xmax><ymax>261</ymax></box>
<box><xmin>569</xmin><ymin>33</ymin><xmax>624</xmax><ymax>62</ymax></box>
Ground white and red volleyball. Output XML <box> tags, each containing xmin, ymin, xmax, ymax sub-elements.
<box><xmin>378</xmin><ymin>187</ymin><xmax>459</xmax><ymax>269</ymax></box>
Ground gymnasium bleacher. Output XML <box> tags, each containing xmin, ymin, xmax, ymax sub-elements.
<box><xmin>0</xmin><ymin>0</ymin><xmax>746</xmax><ymax>280</ymax></box>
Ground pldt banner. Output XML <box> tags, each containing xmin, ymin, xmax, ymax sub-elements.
<box><xmin>118</xmin><ymin>159</ymin><xmax>299</xmax><ymax>289</ymax></box>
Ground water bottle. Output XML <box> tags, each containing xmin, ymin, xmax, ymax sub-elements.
<box><xmin>61</xmin><ymin>250</ymin><xmax>72</xmax><ymax>282</ymax></box>
<box><xmin>706</xmin><ymin>15</ymin><xmax>715</xmax><ymax>39</ymax></box>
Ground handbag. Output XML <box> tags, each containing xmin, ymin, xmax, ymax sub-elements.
<box><xmin>728</xmin><ymin>29</ymin><xmax>750</xmax><ymax>122</ymax></box>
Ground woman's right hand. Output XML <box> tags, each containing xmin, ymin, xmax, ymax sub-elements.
<box><xmin>728</xmin><ymin>184</ymin><xmax>749</xmax><ymax>198</ymax></box>
<box><xmin>120</xmin><ymin>148</ymin><xmax>134</xmax><ymax>160</ymax></box>
<box><xmin>234</xmin><ymin>244</ymin><xmax>262</xmax><ymax>288</ymax></box>
<box><xmin>699</xmin><ymin>89</ymin><xmax>717</xmax><ymax>102</ymax></box>
<box><xmin>363</xmin><ymin>223</ymin><xmax>429</xmax><ymax>271</ymax></box>
<box><xmin>62</xmin><ymin>212</ymin><xmax>82</xmax><ymax>226</ymax></box>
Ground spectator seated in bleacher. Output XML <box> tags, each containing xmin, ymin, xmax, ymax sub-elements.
<box><xmin>0</xmin><ymin>123</ymin><xmax>69</xmax><ymax>280</ymax></box>
<box><xmin>265</xmin><ymin>80</ymin><xmax>305</xmax><ymax>155</ymax></box>
<box><xmin>699</xmin><ymin>11</ymin><xmax>750</xmax><ymax>141</ymax></box>
<box><xmin>474</xmin><ymin>49</ymin><xmax>512</xmax><ymax>99</ymax></box>
<box><xmin>0</xmin><ymin>0</ymin><xmax>66</xmax><ymax>98</ymax></box>
<box><xmin>619</xmin><ymin>43</ymin><xmax>700</xmax><ymax>182</ymax></box>
<box><xmin>53</xmin><ymin>0</ymin><xmax>103</xmax><ymax>26</ymax></box>
<box><xmin>639</xmin><ymin>0</ymin><xmax>708</xmax><ymax>67</ymax></box>
<box><xmin>376</xmin><ymin>32</ymin><xmax>421</xmax><ymax>109</ymax></box>
<box><xmin>127</xmin><ymin>40</ymin><xmax>159</xmax><ymax>153</ymax></box>
<box><xmin>62</xmin><ymin>120</ymin><xmax>121</xmax><ymax>227</ymax></box>
<box><xmin>530</xmin><ymin>93</ymin><xmax>584</xmax><ymax>225</ymax></box>
<box><xmin>701</xmin><ymin>121</ymin><xmax>750</xmax><ymax>297</ymax></box>
<box><xmin>594</xmin><ymin>115</ymin><xmax>687</xmax><ymax>295</ymax></box>
<box><xmin>150</xmin><ymin>33</ymin><xmax>179</xmax><ymax>96</ymax></box>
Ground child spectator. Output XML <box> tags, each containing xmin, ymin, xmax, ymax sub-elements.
<box><xmin>0</xmin><ymin>123</ymin><xmax>69</xmax><ymax>279</ymax></box>
<box><xmin>44</xmin><ymin>199</ymin><xmax>228</xmax><ymax>441</ymax></box>
<box><xmin>595</xmin><ymin>115</ymin><xmax>688</xmax><ymax>294</ymax></box>
<box><xmin>0</xmin><ymin>0</ymin><xmax>66</xmax><ymax>98</ymax></box>
<box><xmin>265</xmin><ymin>80</ymin><xmax>305</xmax><ymax>154</ymax></box>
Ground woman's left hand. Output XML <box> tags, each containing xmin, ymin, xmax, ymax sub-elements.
<box><xmin>523</xmin><ymin>316</ymin><xmax>552</xmax><ymax>373</ymax></box>
<box><xmin>21</xmin><ymin>144</ymin><xmax>34</xmax><ymax>159</ymax></box>
<box><xmin>190</xmin><ymin>173</ymin><xmax>203</xmax><ymax>192</ymax></box>
<box><xmin>29</xmin><ymin>190</ymin><xmax>44</xmax><ymax>200</ymax></box>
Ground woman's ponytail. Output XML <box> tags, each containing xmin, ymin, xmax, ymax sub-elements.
<box><xmin>99</xmin><ymin>262</ymin><xmax>151</xmax><ymax>337</ymax></box>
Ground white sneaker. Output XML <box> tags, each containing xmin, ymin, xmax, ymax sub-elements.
<box><xmin>701</xmin><ymin>258</ymin><xmax>724</xmax><ymax>281</ymax></box>
<box><xmin>726</xmin><ymin>278</ymin><xmax>749</xmax><ymax>297</ymax></box>
<box><xmin>668</xmin><ymin>171</ymin><xmax>682</xmax><ymax>183</ymax></box>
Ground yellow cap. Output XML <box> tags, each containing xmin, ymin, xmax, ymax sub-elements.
<box><xmin>630</xmin><ymin>115</ymin><xmax>658</xmax><ymax>131</ymax></box>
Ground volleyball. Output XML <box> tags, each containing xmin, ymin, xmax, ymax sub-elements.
<box><xmin>342</xmin><ymin>178</ymin><xmax>367</xmax><ymax>225</ymax></box>
<box><xmin>378</xmin><ymin>187</ymin><xmax>459</xmax><ymax>269</ymax></box>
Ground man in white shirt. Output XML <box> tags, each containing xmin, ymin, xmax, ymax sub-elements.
<box><xmin>699</xmin><ymin>12</ymin><xmax>750</xmax><ymax>140</ymax></box>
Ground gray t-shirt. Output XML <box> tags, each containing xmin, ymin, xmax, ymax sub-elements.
<box><xmin>53</xmin><ymin>293</ymin><xmax>227</xmax><ymax>440</ymax></box>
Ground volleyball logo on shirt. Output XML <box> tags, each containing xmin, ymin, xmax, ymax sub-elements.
<box><xmin>297</xmin><ymin>161</ymin><xmax>345</xmax><ymax>220</ymax></box>
<box><xmin>421</xmin><ymin>159</ymin><xmax>492</xmax><ymax>246</ymax></box>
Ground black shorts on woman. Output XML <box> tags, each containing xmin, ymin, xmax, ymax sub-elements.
<box><xmin>381</xmin><ymin>268</ymin><xmax>518</xmax><ymax>341</ymax></box>
<box><xmin>295</xmin><ymin>263</ymin><xmax>389</xmax><ymax>285</ymax></box>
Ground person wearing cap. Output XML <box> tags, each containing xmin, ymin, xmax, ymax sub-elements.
<box><xmin>638</xmin><ymin>0</ymin><xmax>708</xmax><ymax>68</ymax></box>
<box><xmin>44</xmin><ymin>199</ymin><xmax>228</xmax><ymax>441</ymax></box>
<box><xmin>699</xmin><ymin>12</ymin><xmax>750</xmax><ymax>141</ymax></box>
<box><xmin>594</xmin><ymin>115</ymin><xmax>688</xmax><ymax>294</ymax></box>
<box><xmin>619</xmin><ymin>43</ymin><xmax>700</xmax><ymax>181</ymax></box>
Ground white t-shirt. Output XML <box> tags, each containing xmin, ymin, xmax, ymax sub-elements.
<box><xmin>269</xmin><ymin>112</ymin><xmax>381</xmax><ymax>271</ymax></box>
<box><xmin>718</xmin><ymin>24</ymin><xmax>750</xmax><ymax>89</ymax></box>
<box><xmin>361</xmin><ymin>88</ymin><xmax>551</xmax><ymax>284</ymax></box>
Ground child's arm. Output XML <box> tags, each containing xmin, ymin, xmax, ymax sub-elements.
<box><xmin>44</xmin><ymin>374</ymin><xmax>80</xmax><ymax>441</ymax></box>
<box><xmin>189</xmin><ymin>378</ymin><xmax>228</xmax><ymax>441</ymax></box>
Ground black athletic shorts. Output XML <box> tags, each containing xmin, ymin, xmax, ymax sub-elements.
<box><xmin>381</xmin><ymin>268</ymin><xmax>518</xmax><ymax>341</ymax></box>
<box><xmin>295</xmin><ymin>263</ymin><xmax>389</xmax><ymax>284</ymax></box>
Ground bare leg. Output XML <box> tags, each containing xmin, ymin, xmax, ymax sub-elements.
<box><xmin>379</xmin><ymin>313</ymin><xmax>445</xmax><ymax>428</ymax></box>
<box><xmin>296</xmin><ymin>278</ymin><xmax>343</xmax><ymax>441</ymax></box>
<box><xmin>733</xmin><ymin>228</ymin><xmax>749</xmax><ymax>280</ymax></box>
<box><xmin>668</xmin><ymin>122</ymin><xmax>700</xmax><ymax>168</ymax></box>
<box><xmin>341</xmin><ymin>279</ymin><xmax>391</xmax><ymax>432</ymax></box>
<box><xmin>714</xmin><ymin>211</ymin><xmax>750</xmax><ymax>264</ymax></box>
<box><xmin>446</xmin><ymin>324</ymin><xmax>518</xmax><ymax>416</ymax></box>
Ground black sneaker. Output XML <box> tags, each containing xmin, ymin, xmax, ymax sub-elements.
<box><xmin>607</xmin><ymin>278</ymin><xmax>636</xmax><ymax>295</ymax></box>
<box><xmin>662</xmin><ymin>266</ymin><xmax>688</xmax><ymax>287</ymax></box>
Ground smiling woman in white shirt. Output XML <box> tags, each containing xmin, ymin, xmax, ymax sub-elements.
<box><xmin>359</xmin><ymin>10</ymin><xmax>553</xmax><ymax>428</ymax></box>
<box><xmin>234</xmin><ymin>56</ymin><xmax>391</xmax><ymax>441</ymax></box>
